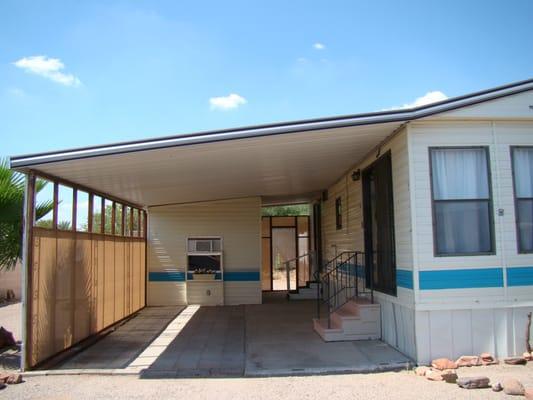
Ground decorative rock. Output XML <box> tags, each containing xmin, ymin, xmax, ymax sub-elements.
<box><xmin>504</xmin><ymin>357</ymin><xmax>527</xmax><ymax>365</ymax></box>
<box><xmin>0</xmin><ymin>383</ymin><xmax>6</xmax><ymax>390</ymax></box>
<box><xmin>414</xmin><ymin>366</ymin><xmax>430</xmax><ymax>376</ymax></box>
<box><xmin>457</xmin><ymin>376</ymin><xmax>490</xmax><ymax>389</ymax></box>
<box><xmin>0</xmin><ymin>373</ymin><xmax>10</xmax><ymax>384</ymax></box>
<box><xmin>426</xmin><ymin>370</ymin><xmax>444</xmax><ymax>381</ymax></box>
<box><xmin>524</xmin><ymin>387</ymin><xmax>533</xmax><ymax>400</ymax></box>
<box><xmin>441</xmin><ymin>369</ymin><xmax>458</xmax><ymax>383</ymax></box>
<box><xmin>6</xmin><ymin>374</ymin><xmax>22</xmax><ymax>384</ymax></box>
<box><xmin>502</xmin><ymin>378</ymin><xmax>525</xmax><ymax>396</ymax></box>
<box><xmin>431</xmin><ymin>358</ymin><xmax>457</xmax><ymax>370</ymax></box>
<box><xmin>492</xmin><ymin>382</ymin><xmax>503</xmax><ymax>392</ymax></box>
<box><xmin>456</xmin><ymin>355</ymin><xmax>482</xmax><ymax>367</ymax></box>
<box><xmin>480</xmin><ymin>352</ymin><xmax>498</xmax><ymax>365</ymax></box>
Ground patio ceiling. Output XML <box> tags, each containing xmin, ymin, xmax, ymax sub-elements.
<box><xmin>11</xmin><ymin>78</ymin><xmax>533</xmax><ymax>207</ymax></box>
<box><xmin>10</xmin><ymin>122</ymin><xmax>402</xmax><ymax>206</ymax></box>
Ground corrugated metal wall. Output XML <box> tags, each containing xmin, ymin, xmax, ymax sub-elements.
<box><xmin>28</xmin><ymin>228</ymin><xmax>146</xmax><ymax>367</ymax></box>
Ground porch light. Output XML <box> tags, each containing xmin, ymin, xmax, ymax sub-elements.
<box><xmin>351</xmin><ymin>169</ymin><xmax>361</xmax><ymax>181</ymax></box>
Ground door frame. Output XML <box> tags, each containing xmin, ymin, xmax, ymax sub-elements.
<box><xmin>261</xmin><ymin>215</ymin><xmax>311</xmax><ymax>291</ymax></box>
<box><xmin>361</xmin><ymin>150</ymin><xmax>396</xmax><ymax>296</ymax></box>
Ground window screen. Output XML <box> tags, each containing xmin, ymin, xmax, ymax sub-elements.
<box><xmin>430</xmin><ymin>147</ymin><xmax>493</xmax><ymax>255</ymax></box>
<box><xmin>512</xmin><ymin>147</ymin><xmax>533</xmax><ymax>253</ymax></box>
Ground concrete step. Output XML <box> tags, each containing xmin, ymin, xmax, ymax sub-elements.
<box><xmin>313</xmin><ymin>299</ymin><xmax>381</xmax><ymax>341</ymax></box>
<box><xmin>288</xmin><ymin>286</ymin><xmax>321</xmax><ymax>300</ymax></box>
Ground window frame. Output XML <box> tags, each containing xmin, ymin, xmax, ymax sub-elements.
<box><xmin>335</xmin><ymin>196</ymin><xmax>342</xmax><ymax>230</ymax></box>
<box><xmin>429</xmin><ymin>146</ymin><xmax>496</xmax><ymax>257</ymax></box>
<box><xmin>511</xmin><ymin>145</ymin><xmax>533</xmax><ymax>254</ymax></box>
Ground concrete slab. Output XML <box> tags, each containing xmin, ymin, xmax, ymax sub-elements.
<box><xmin>58</xmin><ymin>306</ymin><xmax>184</xmax><ymax>370</ymax></box>
<box><xmin>244</xmin><ymin>299</ymin><xmax>411</xmax><ymax>376</ymax></box>
<box><xmin>141</xmin><ymin>305</ymin><xmax>245</xmax><ymax>378</ymax></box>
<box><xmin>45</xmin><ymin>296</ymin><xmax>411</xmax><ymax>378</ymax></box>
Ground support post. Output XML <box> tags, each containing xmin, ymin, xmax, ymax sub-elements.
<box><xmin>21</xmin><ymin>173</ymin><xmax>36</xmax><ymax>371</ymax></box>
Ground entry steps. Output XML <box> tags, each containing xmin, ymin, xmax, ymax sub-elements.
<box><xmin>288</xmin><ymin>281</ymin><xmax>321</xmax><ymax>300</ymax></box>
<box><xmin>313</xmin><ymin>299</ymin><xmax>381</xmax><ymax>341</ymax></box>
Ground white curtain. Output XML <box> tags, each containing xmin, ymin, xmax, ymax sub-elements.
<box><xmin>513</xmin><ymin>148</ymin><xmax>533</xmax><ymax>198</ymax></box>
<box><xmin>431</xmin><ymin>148</ymin><xmax>491</xmax><ymax>254</ymax></box>
<box><xmin>432</xmin><ymin>148</ymin><xmax>489</xmax><ymax>200</ymax></box>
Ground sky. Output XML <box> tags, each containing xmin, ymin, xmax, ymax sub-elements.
<box><xmin>1</xmin><ymin>0</ymin><xmax>533</xmax><ymax>161</ymax></box>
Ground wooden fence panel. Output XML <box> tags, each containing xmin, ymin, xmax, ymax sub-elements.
<box><xmin>29</xmin><ymin>228</ymin><xmax>146</xmax><ymax>368</ymax></box>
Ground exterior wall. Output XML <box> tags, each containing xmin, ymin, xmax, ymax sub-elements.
<box><xmin>321</xmin><ymin>128</ymin><xmax>417</xmax><ymax>359</ymax></box>
<box><xmin>409</xmin><ymin>120</ymin><xmax>533</xmax><ymax>363</ymax></box>
<box><xmin>147</xmin><ymin>197</ymin><xmax>262</xmax><ymax>306</ymax></box>
<box><xmin>0</xmin><ymin>262</ymin><xmax>21</xmax><ymax>300</ymax></box>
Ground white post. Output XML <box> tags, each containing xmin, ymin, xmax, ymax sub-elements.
<box><xmin>20</xmin><ymin>173</ymin><xmax>35</xmax><ymax>371</ymax></box>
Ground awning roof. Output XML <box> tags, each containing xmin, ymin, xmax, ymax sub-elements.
<box><xmin>10</xmin><ymin>78</ymin><xmax>533</xmax><ymax>207</ymax></box>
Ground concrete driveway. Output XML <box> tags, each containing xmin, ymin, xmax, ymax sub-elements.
<box><xmin>49</xmin><ymin>296</ymin><xmax>410</xmax><ymax>377</ymax></box>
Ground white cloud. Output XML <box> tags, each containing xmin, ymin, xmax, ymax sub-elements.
<box><xmin>382</xmin><ymin>91</ymin><xmax>448</xmax><ymax>111</ymax></box>
<box><xmin>313</xmin><ymin>42</ymin><xmax>325</xmax><ymax>50</ymax></box>
<box><xmin>13</xmin><ymin>56</ymin><xmax>81</xmax><ymax>87</ymax></box>
<box><xmin>400</xmin><ymin>91</ymin><xmax>448</xmax><ymax>109</ymax></box>
<box><xmin>209</xmin><ymin>93</ymin><xmax>247</xmax><ymax>110</ymax></box>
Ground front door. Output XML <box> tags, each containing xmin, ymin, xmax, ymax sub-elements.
<box><xmin>362</xmin><ymin>152</ymin><xmax>396</xmax><ymax>295</ymax></box>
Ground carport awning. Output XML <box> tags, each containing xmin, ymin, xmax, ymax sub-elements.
<box><xmin>10</xmin><ymin>78</ymin><xmax>533</xmax><ymax>207</ymax></box>
<box><xmin>10</xmin><ymin>121</ymin><xmax>402</xmax><ymax>206</ymax></box>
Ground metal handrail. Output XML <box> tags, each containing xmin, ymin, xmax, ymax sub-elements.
<box><xmin>283</xmin><ymin>251</ymin><xmax>316</xmax><ymax>292</ymax></box>
<box><xmin>321</xmin><ymin>251</ymin><xmax>356</xmax><ymax>274</ymax></box>
<box><xmin>316</xmin><ymin>250</ymin><xmax>373</xmax><ymax>329</ymax></box>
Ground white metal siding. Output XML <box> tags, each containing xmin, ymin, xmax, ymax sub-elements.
<box><xmin>320</xmin><ymin>128</ymin><xmax>416</xmax><ymax>357</ymax></box>
<box><xmin>409</xmin><ymin>117</ymin><xmax>533</xmax><ymax>363</ymax></box>
<box><xmin>147</xmin><ymin>197</ymin><xmax>261</xmax><ymax>306</ymax></box>
<box><xmin>321</xmin><ymin>127</ymin><xmax>414</xmax><ymax>299</ymax></box>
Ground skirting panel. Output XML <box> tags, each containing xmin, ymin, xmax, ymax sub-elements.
<box><xmin>415</xmin><ymin>305</ymin><xmax>533</xmax><ymax>364</ymax></box>
<box><xmin>375</xmin><ymin>294</ymin><xmax>416</xmax><ymax>360</ymax></box>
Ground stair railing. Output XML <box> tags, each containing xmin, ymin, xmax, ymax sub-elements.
<box><xmin>283</xmin><ymin>251</ymin><xmax>317</xmax><ymax>292</ymax></box>
<box><xmin>315</xmin><ymin>251</ymin><xmax>372</xmax><ymax>329</ymax></box>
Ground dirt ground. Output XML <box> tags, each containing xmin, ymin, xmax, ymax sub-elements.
<box><xmin>4</xmin><ymin>363</ymin><xmax>533</xmax><ymax>400</ymax></box>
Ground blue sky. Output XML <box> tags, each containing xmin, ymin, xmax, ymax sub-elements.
<box><xmin>1</xmin><ymin>0</ymin><xmax>532</xmax><ymax>159</ymax></box>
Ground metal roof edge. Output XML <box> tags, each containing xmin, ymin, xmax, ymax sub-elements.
<box><xmin>10</xmin><ymin>78</ymin><xmax>533</xmax><ymax>169</ymax></box>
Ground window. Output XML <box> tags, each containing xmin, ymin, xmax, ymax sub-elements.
<box><xmin>512</xmin><ymin>147</ymin><xmax>533</xmax><ymax>253</ymax></box>
<box><xmin>430</xmin><ymin>147</ymin><xmax>494</xmax><ymax>256</ymax></box>
<box><xmin>335</xmin><ymin>197</ymin><xmax>342</xmax><ymax>230</ymax></box>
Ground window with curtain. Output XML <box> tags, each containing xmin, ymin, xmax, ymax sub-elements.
<box><xmin>430</xmin><ymin>147</ymin><xmax>493</xmax><ymax>255</ymax></box>
<box><xmin>512</xmin><ymin>147</ymin><xmax>533</xmax><ymax>253</ymax></box>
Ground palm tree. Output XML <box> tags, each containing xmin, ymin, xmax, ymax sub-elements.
<box><xmin>0</xmin><ymin>159</ymin><xmax>53</xmax><ymax>271</ymax></box>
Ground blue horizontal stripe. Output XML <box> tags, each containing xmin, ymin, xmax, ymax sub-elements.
<box><xmin>507</xmin><ymin>266</ymin><xmax>533</xmax><ymax>287</ymax></box>
<box><xmin>224</xmin><ymin>271</ymin><xmax>260</xmax><ymax>281</ymax></box>
<box><xmin>338</xmin><ymin>263</ymin><xmax>364</xmax><ymax>276</ymax></box>
<box><xmin>419</xmin><ymin>268</ymin><xmax>503</xmax><ymax>290</ymax></box>
<box><xmin>149</xmin><ymin>271</ymin><xmax>185</xmax><ymax>282</ymax></box>
<box><xmin>397</xmin><ymin>269</ymin><xmax>413</xmax><ymax>289</ymax></box>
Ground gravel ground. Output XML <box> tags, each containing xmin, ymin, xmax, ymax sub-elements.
<box><xmin>3</xmin><ymin>364</ymin><xmax>533</xmax><ymax>400</ymax></box>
